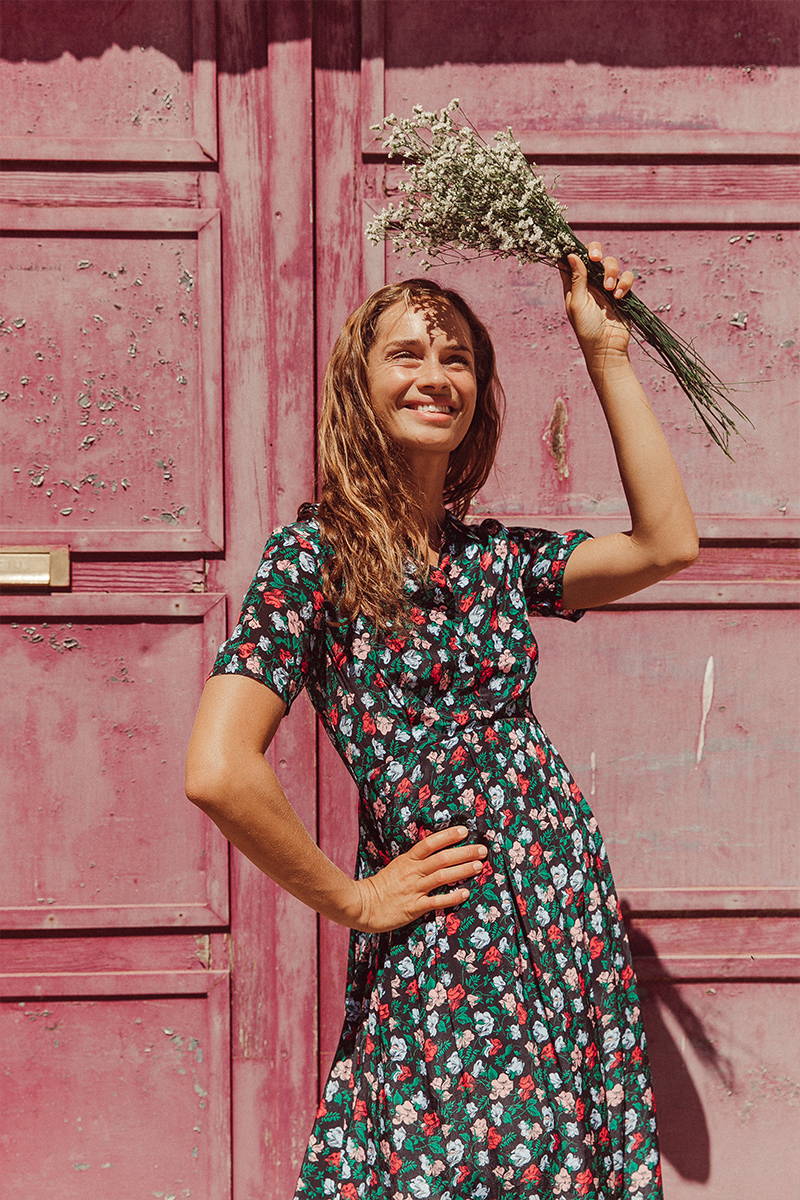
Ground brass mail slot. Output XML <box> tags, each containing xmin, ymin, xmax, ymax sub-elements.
<box><xmin>0</xmin><ymin>545</ymin><xmax>70</xmax><ymax>589</ymax></box>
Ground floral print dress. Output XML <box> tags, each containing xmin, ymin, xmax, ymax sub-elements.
<box><xmin>208</xmin><ymin>503</ymin><xmax>663</xmax><ymax>1200</ymax></box>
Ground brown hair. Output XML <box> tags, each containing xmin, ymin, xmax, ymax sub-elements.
<box><xmin>299</xmin><ymin>278</ymin><xmax>505</xmax><ymax>633</ymax></box>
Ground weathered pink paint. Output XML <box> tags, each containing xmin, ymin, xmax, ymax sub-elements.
<box><xmin>1</xmin><ymin>2</ymin><xmax>798</xmax><ymax>1198</ymax></box>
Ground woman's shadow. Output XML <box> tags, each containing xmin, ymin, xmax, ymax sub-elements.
<box><xmin>625</xmin><ymin>902</ymin><xmax>737</xmax><ymax>1184</ymax></box>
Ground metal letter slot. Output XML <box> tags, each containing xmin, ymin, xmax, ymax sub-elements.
<box><xmin>0</xmin><ymin>545</ymin><xmax>70</xmax><ymax>589</ymax></box>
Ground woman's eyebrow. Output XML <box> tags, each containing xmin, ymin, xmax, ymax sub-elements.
<box><xmin>383</xmin><ymin>338</ymin><xmax>473</xmax><ymax>353</ymax></box>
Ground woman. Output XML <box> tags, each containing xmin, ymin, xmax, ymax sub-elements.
<box><xmin>185</xmin><ymin>244</ymin><xmax>697</xmax><ymax>1198</ymax></box>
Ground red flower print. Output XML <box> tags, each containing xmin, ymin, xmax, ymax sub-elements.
<box><xmin>475</xmin><ymin>794</ymin><xmax>487</xmax><ymax>816</ymax></box>
<box><xmin>423</xmin><ymin>1038</ymin><xmax>438</xmax><ymax>1062</ymax></box>
<box><xmin>354</xmin><ymin>1099</ymin><xmax>368</xmax><ymax>1120</ymax></box>
<box><xmin>489</xmin><ymin>1037</ymin><xmax>503</xmax><ymax>1056</ymax></box>
<box><xmin>522</xmin><ymin>1163</ymin><xmax>542</xmax><ymax>1183</ymax></box>
<box><xmin>458</xmin><ymin>591</ymin><xmax>476</xmax><ymax>612</ymax></box>
<box><xmin>423</xmin><ymin>1112</ymin><xmax>441</xmax><ymax>1135</ymax></box>
<box><xmin>362</xmin><ymin>712</ymin><xmax>376</xmax><ymax>734</ymax></box>
<box><xmin>516</xmin><ymin>1001</ymin><xmax>528</xmax><ymax>1024</ymax></box>
<box><xmin>418</xmin><ymin>783</ymin><xmax>431</xmax><ymax>802</ymax></box>
<box><xmin>450</xmin><ymin>745</ymin><xmax>468</xmax><ymax>764</ymax></box>
<box><xmin>378</xmin><ymin>1003</ymin><xmax>390</xmax><ymax>1021</ymax></box>
<box><xmin>529</xmin><ymin>842</ymin><xmax>543</xmax><ymax>866</ymax></box>
<box><xmin>575</xmin><ymin>1097</ymin><xmax>586</xmax><ymax>1121</ymax></box>
<box><xmin>457</xmin><ymin>1071</ymin><xmax>475</xmax><ymax>1091</ymax></box>
<box><xmin>631</xmin><ymin>1046</ymin><xmax>644</xmax><ymax>1064</ymax></box>
<box><xmin>577</xmin><ymin>1168</ymin><xmax>595</xmax><ymax>1194</ymax></box>
<box><xmin>480</xmin><ymin>551</ymin><xmax>492</xmax><ymax>569</ymax></box>
<box><xmin>445</xmin><ymin>912</ymin><xmax>460</xmax><ymax>934</ymax></box>
<box><xmin>389</xmin><ymin>1152</ymin><xmax>402</xmax><ymax>1175</ymax></box>
<box><xmin>519</xmin><ymin>1074</ymin><xmax>535</xmax><ymax>1100</ymax></box>
<box><xmin>589</xmin><ymin>936</ymin><xmax>604</xmax><ymax>958</ymax></box>
<box><xmin>396</xmin><ymin>777</ymin><xmax>412</xmax><ymax>795</ymax></box>
<box><xmin>325</xmin><ymin>1150</ymin><xmax>341</xmax><ymax>1167</ymax></box>
<box><xmin>261</xmin><ymin>588</ymin><xmax>285</xmax><ymax>608</ymax></box>
<box><xmin>487</xmin><ymin>1126</ymin><xmax>502</xmax><ymax>1150</ymax></box>
<box><xmin>237</xmin><ymin>643</ymin><xmax>255</xmax><ymax>659</ymax></box>
<box><xmin>541</xmin><ymin>1042</ymin><xmax>555</xmax><ymax>1061</ymax></box>
<box><xmin>342</xmin><ymin>1186</ymin><xmax>358</xmax><ymax>1200</ymax></box>
<box><xmin>447</xmin><ymin>983</ymin><xmax>466</xmax><ymax>1010</ymax></box>
<box><xmin>547</xmin><ymin>923</ymin><xmax>564</xmax><ymax>944</ymax></box>
<box><xmin>476</xmin><ymin>860</ymin><xmax>493</xmax><ymax>885</ymax></box>
<box><xmin>585</xmin><ymin>1042</ymin><xmax>598</xmax><ymax>1067</ymax></box>
<box><xmin>483</xmin><ymin>945</ymin><xmax>501</xmax><ymax>965</ymax></box>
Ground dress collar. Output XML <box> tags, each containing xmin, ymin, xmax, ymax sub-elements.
<box><xmin>444</xmin><ymin>508</ymin><xmax>484</xmax><ymax>542</ymax></box>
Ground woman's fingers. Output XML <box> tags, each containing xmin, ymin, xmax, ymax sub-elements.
<box><xmin>413</xmin><ymin>824</ymin><xmax>470</xmax><ymax>857</ymax></box>
<box><xmin>585</xmin><ymin>241</ymin><xmax>635</xmax><ymax>297</ymax></box>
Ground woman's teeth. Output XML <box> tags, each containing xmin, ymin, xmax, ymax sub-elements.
<box><xmin>411</xmin><ymin>403</ymin><xmax>452</xmax><ymax>414</ymax></box>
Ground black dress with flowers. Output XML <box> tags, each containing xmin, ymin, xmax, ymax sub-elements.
<box><xmin>208</xmin><ymin>503</ymin><xmax>663</xmax><ymax>1200</ymax></box>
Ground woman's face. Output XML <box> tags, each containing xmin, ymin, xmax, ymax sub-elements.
<box><xmin>365</xmin><ymin>297</ymin><xmax>477</xmax><ymax>458</ymax></box>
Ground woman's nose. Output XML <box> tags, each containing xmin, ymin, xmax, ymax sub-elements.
<box><xmin>417</xmin><ymin>357</ymin><xmax>449</xmax><ymax>390</ymax></box>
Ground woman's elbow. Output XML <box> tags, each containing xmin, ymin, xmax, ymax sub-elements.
<box><xmin>184</xmin><ymin>758</ymin><xmax>231</xmax><ymax>814</ymax></box>
<box><xmin>659</xmin><ymin>538</ymin><xmax>700</xmax><ymax>574</ymax></box>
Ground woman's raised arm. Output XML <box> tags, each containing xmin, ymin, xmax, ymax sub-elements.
<box><xmin>556</xmin><ymin>243</ymin><xmax>700</xmax><ymax>612</ymax></box>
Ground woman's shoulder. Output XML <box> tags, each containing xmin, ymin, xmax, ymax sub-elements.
<box><xmin>259</xmin><ymin>502</ymin><xmax>328</xmax><ymax>567</ymax></box>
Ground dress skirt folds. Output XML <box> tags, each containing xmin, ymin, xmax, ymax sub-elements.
<box><xmin>208</xmin><ymin>503</ymin><xmax>663</xmax><ymax>1200</ymax></box>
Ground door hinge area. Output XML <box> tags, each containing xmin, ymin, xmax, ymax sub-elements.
<box><xmin>0</xmin><ymin>545</ymin><xmax>70</xmax><ymax>589</ymax></box>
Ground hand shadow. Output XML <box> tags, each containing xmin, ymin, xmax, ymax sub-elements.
<box><xmin>624</xmin><ymin>901</ymin><xmax>737</xmax><ymax>1185</ymax></box>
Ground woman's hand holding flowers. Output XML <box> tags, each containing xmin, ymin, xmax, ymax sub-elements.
<box><xmin>558</xmin><ymin>241</ymin><xmax>636</xmax><ymax>368</ymax></box>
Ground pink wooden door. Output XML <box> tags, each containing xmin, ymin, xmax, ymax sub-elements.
<box><xmin>313</xmin><ymin>3</ymin><xmax>800</xmax><ymax>1198</ymax></box>
<box><xmin>3</xmin><ymin>3</ymin><xmax>797</xmax><ymax>1198</ymax></box>
<box><xmin>0</xmin><ymin>2</ymin><xmax>318</xmax><ymax>1194</ymax></box>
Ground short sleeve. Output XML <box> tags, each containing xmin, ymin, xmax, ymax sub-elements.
<box><xmin>506</xmin><ymin>525</ymin><xmax>595</xmax><ymax>622</ymax></box>
<box><xmin>206</xmin><ymin>525</ymin><xmax>323</xmax><ymax>713</ymax></box>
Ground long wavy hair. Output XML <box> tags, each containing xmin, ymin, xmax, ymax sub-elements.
<box><xmin>299</xmin><ymin>278</ymin><xmax>505</xmax><ymax>634</ymax></box>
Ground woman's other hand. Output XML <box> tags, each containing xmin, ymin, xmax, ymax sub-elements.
<box><xmin>349</xmin><ymin>825</ymin><xmax>488</xmax><ymax>933</ymax></box>
<box><xmin>558</xmin><ymin>241</ymin><xmax>636</xmax><ymax>366</ymax></box>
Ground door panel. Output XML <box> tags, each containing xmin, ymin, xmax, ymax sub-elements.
<box><xmin>314</xmin><ymin>5</ymin><xmax>800</xmax><ymax>1197</ymax></box>
<box><xmin>0</xmin><ymin>207</ymin><xmax>222</xmax><ymax>552</ymax></box>
<box><xmin>0</xmin><ymin>593</ymin><xmax>228</xmax><ymax>929</ymax></box>
<box><xmin>1</xmin><ymin>972</ymin><xmax>229</xmax><ymax>1197</ymax></box>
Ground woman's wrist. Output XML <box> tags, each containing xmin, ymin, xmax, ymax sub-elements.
<box><xmin>582</xmin><ymin>346</ymin><xmax>634</xmax><ymax>383</ymax></box>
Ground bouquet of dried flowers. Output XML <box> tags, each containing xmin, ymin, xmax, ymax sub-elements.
<box><xmin>366</xmin><ymin>99</ymin><xmax>751</xmax><ymax>458</ymax></box>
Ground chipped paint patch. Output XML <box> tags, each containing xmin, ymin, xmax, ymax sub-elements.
<box><xmin>696</xmin><ymin>655</ymin><xmax>715</xmax><ymax>764</ymax></box>
<box><xmin>543</xmin><ymin>395</ymin><xmax>570</xmax><ymax>479</ymax></box>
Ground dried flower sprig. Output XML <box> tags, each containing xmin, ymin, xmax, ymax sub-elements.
<box><xmin>366</xmin><ymin>99</ymin><xmax>752</xmax><ymax>458</ymax></box>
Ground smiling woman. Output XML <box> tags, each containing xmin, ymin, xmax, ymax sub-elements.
<box><xmin>186</xmin><ymin>251</ymin><xmax>698</xmax><ymax>1199</ymax></box>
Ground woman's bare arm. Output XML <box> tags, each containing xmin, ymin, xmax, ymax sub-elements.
<box><xmin>185</xmin><ymin>675</ymin><xmax>362</xmax><ymax>926</ymax></box>
<box><xmin>556</xmin><ymin>245</ymin><xmax>700</xmax><ymax>611</ymax></box>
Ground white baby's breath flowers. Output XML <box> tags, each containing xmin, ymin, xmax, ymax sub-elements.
<box><xmin>365</xmin><ymin>99</ymin><xmax>750</xmax><ymax>458</ymax></box>
<box><xmin>366</xmin><ymin>100</ymin><xmax>577</xmax><ymax>271</ymax></box>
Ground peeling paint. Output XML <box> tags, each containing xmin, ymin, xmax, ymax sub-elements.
<box><xmin>543</xmin><ymin>395</ymin><xmax>570</xmax><ymax>479</ymax></box>
<box><xmin>696</xmin><ymin>655</ymin><xmax>715</xmax><ymax>764</ymax></box>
